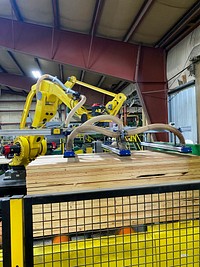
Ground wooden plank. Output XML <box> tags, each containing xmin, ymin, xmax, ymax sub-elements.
<box><xmin>27</xmin><ymin>151</ymin><xmax>200</xmax><ymax>194</ymax></box>
<box><xmin>26</xmin><ymin>151</ymin><xmax>200</xmax><ymax>237</ymax></box>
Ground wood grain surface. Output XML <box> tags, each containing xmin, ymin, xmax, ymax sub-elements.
<box><xmin>26</xmin><ymin>151</ymin><xmax>200</xmax><ymax>237</ymax></box>
<box><xmin>27</xmin><ymin>151</ymin><xmax>200</xmax><ymax>194</ymax></box>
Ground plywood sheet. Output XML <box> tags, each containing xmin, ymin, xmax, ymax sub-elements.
<box><xmin>27</xmin><ymin>151</ymin><xmax>200</xmax><ymax>194</ymax></box>
<box><xmin>26</xmin><ymin>151</ymin><xmax>200</xmax><ymax>237</ymax></box>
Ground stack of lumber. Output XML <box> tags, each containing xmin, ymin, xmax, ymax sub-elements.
<box><xmin>27</xmin><ymin>151</ymin><xmax>200</xmax><ymax>195</ymax></box>
<box><xmin>26</xmin><ymin>151</ymin><xmax>200</xmax><ymax>236</ymax></box>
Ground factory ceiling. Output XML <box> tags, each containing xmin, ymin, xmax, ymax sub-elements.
<box><xmin>0</xmin><ymin>0</ymin><xmax>199</xmax><ymax>106</ymax></box>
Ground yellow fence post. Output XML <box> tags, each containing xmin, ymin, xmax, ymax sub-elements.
<box><xmin>10</xmin><ymin>196</ymin><xmax>24</xmax><ymax>267</ymax></box>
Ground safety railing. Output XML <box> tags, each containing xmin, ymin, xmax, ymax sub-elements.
<box><xmin>1</xmin><ymin>180</ymin><xmax>200</xmax><ymax>266</ymax></box>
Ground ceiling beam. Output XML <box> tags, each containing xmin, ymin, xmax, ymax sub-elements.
<box><xmin>112</xmin><ymin>81</ymin><xmax>126</xmax><ymax>92</ymax></box>
<box><xmin>80</xmin><ymin>70</ymin><xmax>85</xmax><ymax>81</ymax></box>
<box><xmin>90</xmin><ymin>0</ymin><xmax>105</xmax><ymax>35</ymax></box>
<box><xmin>6</xmin><ymin>85</ymin><xmax>27</xmax><ymax>96</ymax></box>
<box><xmin>0</xmin><ymin>17</ymin><xmax>141</xmax><ymax>81</ymax></box>
<box><xmin>0</xmin><ymin>64</ymin><xmax>7</xmax><ymax>73</ymax></box>
<box><xmin>34</xmin><ymin>58</ymin><xmax>42</xmax><ymax>73</ymax></box>
<box><xmin>7</xmin><ymin>50</ymin><xmax>26</xmax><ymax>76</ymax></box>
<box><xmin>10</xmin><ymin>0</ymin><xmax>23</xmax><ymax>22</ymax></box>
<box><xmin>51</xmin><ymin>0</ymin><xmax>60</xmax><ymax>29</ymax></box>
<box><xmin>123</xmin><ymin>0</ymin><xmax>154</xmax><ymax>42</ymax></box>
<box><xmin>1</xmin><ymin>88</ymin><xmax>27</xmax><ymax>96</ymax></box>
<box><xmin>5</xmin><ymin>86</ymin><xmax>14</xmax><ymax>93</ymax></box>
<box><xmin>0</xmin><ymin>18</ymin><xmax>167</xmax><ymax>125</ymax></box>
<box><xmin>59</xmin><ymin>64</ymin><xmax>64</xmax><ymax>82</ymax></box>
<box><xmin>97</xmin><ymin>75</ymin><xmax>105</xmax><ymax>87</ymax></box>
<box><xmin>155</xmin><ymin>1</ymin><xmax>200</xmax><ymax>48</ymax></box>
<box><xmin>0</xmin><ymin>73</ymin><xmax>35</xmax><ymax>91</ymax></box>
<box><xmin>165</xmin><ymin>19</ymin><xmax>200</xmax><ymax>50</ymax></box>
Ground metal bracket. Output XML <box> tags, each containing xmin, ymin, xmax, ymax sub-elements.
<box><xmin>141</xmin><ymin>142</ymin><xmax>192</xmax><ymax>153</ymax></box>
<box><xmin>101</xmin><ymin>144</ymin><xmax>131</xmax><ymax>156</ymax></box>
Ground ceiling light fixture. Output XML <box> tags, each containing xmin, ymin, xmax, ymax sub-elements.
<box><xmin>32</xmin><ymin>70</ymin><xmax>42</xmax><ymax>79</ymax></box>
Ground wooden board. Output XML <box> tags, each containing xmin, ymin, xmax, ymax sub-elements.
<box><xmin>27</xmin><ymin>151</ymin><xmax>200</xmax><ymax>194</ymax></box>
<box><xmin>26</xmin><ymin>151</ymin><xmax>200</xmax><ymax>237</ymax></box>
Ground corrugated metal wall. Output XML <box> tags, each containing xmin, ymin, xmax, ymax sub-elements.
<box><xmin>0</xmin><ymin>94</ymin><xmax>62</xmax><ymax>130</ymax></box>
<box><xmin>0</xmin><ymin>94</ymin><xmax>28</xmax><ymax>129</ymax></box>
<box><xmin>168</xmin><ymin>85</ymin><xmax>197</xmax><ymax>144</ymax></box>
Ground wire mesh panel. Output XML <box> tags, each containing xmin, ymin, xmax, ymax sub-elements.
<box><xmin>24</xmin><ymin>182</ymin><xmax>200</xmax><ymax>267</ymax></box>
<box><xmin>0</xmin><ymin>198</ymin><xmax>11</xmax><ymax>267</ymax></box>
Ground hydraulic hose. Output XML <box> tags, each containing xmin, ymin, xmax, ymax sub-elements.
<box><xmin>66</xmin><ymin>122</ymin><xmax>186</xmax><ymax>152</ymax></box>
<box><xmin>35</xmin><ymin>74</ymin><xmax>87</xmax><ymax>128</ymax></box>
<box><xmin>66</xmin><ymin>125</ymin><xmax>119</xmax><ymax>151</ymax></box>
<box><xmin>35</xmin><ymin>74</ymin><xmax>50</xmax><ymax>94</ymax></box>
<box><xmin>35</xmin><ymin>74</ymin><xmax>78</xmax><ymax>95</ymax></box>
<box><xmin>66</xmin><ymin>115</ymin><xmax>124</xmax><ymax>151</ymax></box>
<box><xmin>126</xmin><ymin>123</ymin><xmax>185</xmax><ymax>145</ymax></box>
<box><xmin>64</xmin><ymin>94</ymin><xmax>86</xmax><ymax>128</ymax></box>
<box><xmin>81</xmin><ymin>115</ymin><xmax>123</xmax><ymax>130</ymax></box>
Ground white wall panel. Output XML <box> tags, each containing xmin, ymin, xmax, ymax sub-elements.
<box><xmin>167</xmin><ymin>25</ymin><xmax>200</xmax><ymax>90</ymax></box>
<box><xmin>0</xmin><ymin>94</ymin><xmax>27</xmax><ymax>129</ymax></box>
<box><xmin>0</xmin><ymin>94</ymin><xmax>63</xmax><ymax>129</ymax></box>
<box><xmin>168</xmin><ymin>85</ymin><xmax>197</xmax><ymax>143</ymax></box>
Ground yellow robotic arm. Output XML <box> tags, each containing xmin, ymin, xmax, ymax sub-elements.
<box><xmin>6</xmin><ymin>75</ymin><xmax>127</xmax><ymax>168</ymax></box>
<box><xmin>20</xmin><ymin>76</ymin><xmax>88</xmax><ymax>129</ymax></box>
<box><xmin>9</xmin><ymin>75</ymin><xmax>87</xmax><ymax>167</ymax></box>
<box><xmin>0</xmin><ymin>74</ymin><xmax>127</xmax><ymax>194</ymax></box>
<box><xmin>70</xmin><ymin>76</ymin><xmax>127</xmax><ymax>118</ymax></box>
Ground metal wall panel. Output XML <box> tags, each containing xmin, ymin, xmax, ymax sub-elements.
<box><xmin>168</xmin><ymin>85</ymin><xmax>197</xmax><ymax>143</ymax></box>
